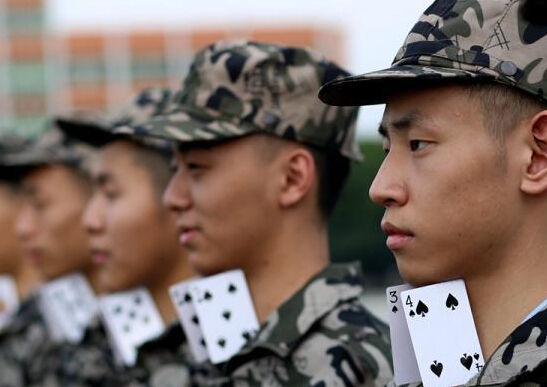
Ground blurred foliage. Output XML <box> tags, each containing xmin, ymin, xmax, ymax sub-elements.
<box><xmin>329</xmin><ymin>140</ymin><xmax>397</xmax><ymax>282</ymax></box>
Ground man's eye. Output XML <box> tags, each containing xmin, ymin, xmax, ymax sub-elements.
<box><xmin>187</xmin><ymin>162</ymin><xmax>204</xmax><ymax>171</ymax></box>
<box><xmin>409</xmin><ymin>140</ymin><xmax>428</xmax><ymax>152</ymax></box>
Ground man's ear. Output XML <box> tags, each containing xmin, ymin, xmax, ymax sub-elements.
<box><xmin>278</xmin><ymin>147</ymin><xmax>316</xmax><ymax>209</ymax></box>
<box><xmin>521</xmin><ymin>111</ymin><xmax>547</xmax><ymax>195</ymax></box>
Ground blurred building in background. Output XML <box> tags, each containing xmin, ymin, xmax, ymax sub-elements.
<box><xmin>0</xmin><ymin>0</ymin><xmax>343</xmax><ymax>136</ymax></box>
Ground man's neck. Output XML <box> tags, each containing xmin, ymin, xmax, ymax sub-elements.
<box><xmin>13</xmin><ymin>261</ymin><xmax>41</xmax><ymax>301</ymax></box>
<box><xmin>243</xmin><ymin>218</ymin><xmax>330</xmax><ymax>323</ymax></box>
<box><xmin>466</xmin><ymin>227</ymin><xmax>547</xmax><ymax>359</ymax></box>
<box><xmin>149</xmin><ymin>252</ymin><xmax>196</xmax><ymax>325</ymax></box>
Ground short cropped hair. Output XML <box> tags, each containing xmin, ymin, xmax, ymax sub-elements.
<box><xmin>466</xmin><ymin>83</ymin><xmax>547</xmax><ymax>144</ymax></box>
<box><xmin>131</xmin><ymin>144</ymin><xmax>172</xmax><ymax>196</ymax></box>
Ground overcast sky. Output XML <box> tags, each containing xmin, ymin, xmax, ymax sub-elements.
<box><xmin>47</xmin><ymin>0</ymin><xmax>433</xmax><ymax>138</ymax></box>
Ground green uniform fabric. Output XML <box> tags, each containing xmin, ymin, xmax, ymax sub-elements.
<box><xmin>192</xmin><ymin>263</ymin><xmax>392</xmax><ymax>387</ymax></box>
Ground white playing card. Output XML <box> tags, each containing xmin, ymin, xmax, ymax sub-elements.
<box><xmin>39</xmin><ymin>273</ymin><xmax>98</xmax><ymax>344</ymax></box>
<box><xmin>189</xmin><ymin>270</ymin><xmax>259</xmax><ymax>364</ymax></box>
<box><xmin>99</xmin><ymin>287</ymin><xmax>165</xmax><ymax>367</ymax></box>
<box><xmin>169</xmin><ymin>279</ymin><xmax>209</xmax><ymax>363</ymax></box>
<box><xmin>401</xmin><ymin>279</ymin><xmax>484</xmax><ymax>387</ymax></box>
<box><xmin>0</xmin><ymin>275</ymin><xmax>19</xmax><ymax>331</ymax></box>
<box><xmin>386</xmin><ymin>284</ymin><xmax>420</xmax><ymax>385</ymax></box>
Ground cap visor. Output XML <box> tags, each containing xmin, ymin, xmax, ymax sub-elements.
<box><xmin>55</xmin><ymin>117</ymin><xmax>120</xmax><ymax>147</ymax></box>
<box><xmin>130</xmin><ymin>108</ymin><xmax>257</xmax><ymax>146</ymax></box>
<box><xmin>319</xmin><ymin>65</ymin><xmax>494</xmax><ymax>106</ymax></box>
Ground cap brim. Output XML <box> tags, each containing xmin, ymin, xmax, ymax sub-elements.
<box><xmin>55</xmin><ymin>117</ymin><xmax>121</xmax><ymax>147</ymax></box>
<box><xmin>319</xmin><ymin>65</ymin><xmax>495</xmax><ymax>106</ymax></box>
<box><xmin>127</xmin><ymin>108</ymin><xmax>258</xmax><ymax>146</ymax></box>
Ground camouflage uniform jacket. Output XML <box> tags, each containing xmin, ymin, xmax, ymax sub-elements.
<box><xmin>389</xmin><ymin>305</ymin><xmax>547</xmax><ymax>387</ymax></box>
<box><xmin>123</xmin><ymin>321</ymin><xmax>191</xmax><ymax>387</ymax></box>
<box><xmin>192</xmin><ymin>262</ymin><xmax>393</xmax><ymax>387</ymax></box>
<box><xmin>0</xmin><ymin>294</ymin><xmax>53</xmax><ymax>387</ymax></box>
<box><xmin>38</xmin><ymin>318</ymin><xmax>122</xmax><ymax>387</ymax></box>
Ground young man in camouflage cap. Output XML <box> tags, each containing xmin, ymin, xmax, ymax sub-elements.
<box><xmin>320</xmin><ymin>0</ymin><xmax>547</xmax><ymax>385</ymax></box>
<box><xmin>0</xmin><ymin>135</ymin><xmax>42</xmax><ymax>330</ymax></box>
<box><xmin>120</xmin><ymin>40</ymin><xmax>393</xmax><ymax>386</ymax></box>
<box><xmin>55</xmin><ymin>86</ymin><xmax>195</xmax><ymax>386</ymax></box>
<box><xmin>0</xmin><ymin>126</ymin><xmax>99</xmax><ymax>386</ymax></box>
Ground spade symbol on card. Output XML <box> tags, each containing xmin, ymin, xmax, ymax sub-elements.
<box><xmin>392</xmin><ymin>305</ymin><xmax>398</xmax><ymax>313</ymax></box>
<box><xmin>446</xmin><ymin>293</ymin><xmax>459</xmax><ymax>310</ymax></box>
<box><xmin>134</xmin><ymin>295</ymin><xmax>142</xmax><ymax>305</ymax></box>
<box><xmin>200</xmin><ymin>338</ymin><xmax>206</xmax><ymax>347</ymax></box>
<box><xmin>184</xmin><ymin>293</ymin><xmax>192</xmax><ymax>303</ymax></box>
<box><xmin>460</xmin><ymin>354</ymin><xmax>473</xmax><ymax>370</ymax></box>
<box><xmin>204</xmin><ymin>291</ymin><xmax>213</xmax><ymax>301</ymax></box>
<box><xmin>430</xmin><ymin>361</ymin><xmax>443</xmax><ymax>377</ymax></box>
<box><xmin>191</xmin><ymin>315</ymin><xmax>199</xmax><ymax>325</ymax></box>
<box><xmin>416</xmin><ymin>300</ymin><xmax>429</xmax><ymax>317</ymax></box>
<box><xmin>228</xmin><ymin>283</ymin><xmax>237</xmax><ymax>293</ymax></box>
<box><xmin>217</xmin><ymin>338</ymin><xmax>226</xmax><ymax>348</ymax></box>
<box><xmin>409</xmin><ymin>310</ymin><xmax>416</xmax><ymax>317</ymax></box>
<box><xmin>242</xmin><ymin>330</ymin><xmax>252</xmax><ymax>341</ymax></box>
<box><xmin>222</xmin><ymin>310</ymin><xmax>231</xmax><ymax>321</ymax></box>
<box><xmin>474</xmin><ymin>353</ymin><xmax>480</xmax><ymax>360</ymax></box>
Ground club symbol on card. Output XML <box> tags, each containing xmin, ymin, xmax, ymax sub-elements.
<box><xmin>113</xmin><ymin>305</ymin><xmax>122</xmax><ymax>314</ymax></box>
<box><xmin>134</xmin><ymin>295</ymin><xmax>142</xmax><ymax>305</ymax></box>
<box><xmin>191</xmin><ymin>314</ymin><xmax>199</xmax><ymax>325</ymax></box>
<box><xmin>128</xmin><ymin>310</ymin><xmax>136</xmax><ymax>319</ymax></box>
<box><xmin>222</xmin><ymin>310</ymin><xmax>231</xmax><ymax>321</ymax></box>
<box><xmin>460</xmin><ymin>354</ymin><xmax>473</xmax><ymax>370</ymax></box>
<box><xmin>217</xmin><ymin>337</ymin><xmax>226</xmax><ymax>348</ymax></box>
<box><xmin>123</xmin><ymin>324</ymin><xmax>131</xmax><ymax>333</ymax></box>
<box><xmin>430</xmin><ymin>361</ymin><xmax>443</xmax><ymax>377</ymax></box>
<box><xmin>184</xmin><ymin>293</ymin><xmax>192</xmax><ymax>303</ymax></box>
<box><xmin>392</xmin><ymin>305</ymin><xmax>398</xmax><ymax>313</ymax></box>
<box><xmin>446</xmin><ymin>293</ymin><xmax>459</xmax><ymax>310</ymax></box>
<box><xmin>204</xmin><ymin>291</ymin><xmax>213</xmax><ymax>301</ymax></box>
<box><xmin>416</xmin><ymin>300</ymin><xmax>429</xmax><ymax>317</ymax></box>
<box><xmin>228</xmin><ymin>283</ymin><xmax>237</xmax><ymax>293</ymax></box>
<box><xmin>143</xmin><ymin>315</ymin><xmax>150</xmax><ymax>324</ymax></box>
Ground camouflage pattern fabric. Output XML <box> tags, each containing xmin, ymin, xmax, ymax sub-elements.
<box><xmin>37</xmin><ymin>319</ymin><xmax>122</xmax><ymax>387</ymax></box>
<box><xmin>319</xmin><ymin>0</ymin><xmax>547</xmax><ymax>106</ymax></box>
<box><xmin>0</xmin><ymin>294</ymin><xmax>53</xmax><ymax>387</ymax></box>
<box><xmin>1</xmin><ymin>124</ymin><xmax>95</xmax><ymax>174</ymax></box>
<box><xmin>388</xmin><ymin>306</ymin><xmax>547</xmax><ymax>386</ymax></box>
<box><xmin>56</xmin><ymin>87</ymin><xmax>174</xmax><ymax>154</ymax></box>
<box><xmin>118</xmin><ymin>40</ymin><xmax>362</xmax><ymax>161</ymax></box>
<box><xmin>192</xmin><ymin>263</ymin><xmax>393</xmax><ymax>387</ymax></box>
<box><xmin>123</xmin><ymin>322</ymin><xmax>191</xmax><ymax>387</ymax></box>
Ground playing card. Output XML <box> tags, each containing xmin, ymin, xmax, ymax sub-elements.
<box><xmin>189</xmin><ymin>270</ymin><xmax>259</xmax><ymax>364</ymax></box>
<box><xmin>170</xmin><ymin>278</ymin><xmax>209</xmax><ymax>363</ymax></box>
<box><xmin>0</xmin><ymin>275</ymin><xmax>19</xmax><ymax>331</ymax></box>
<box><xmin>386</xmin><ymin>284</ymin><xmax>420</xmax><ymax>385</ymax></box>
<box><xmin>99</xmin><ymin>287</ymin><xmax>165</xmax><ymax>367</ymax></box>
<box><xmin>401</xmin><ymin>279</ymin><xmax>484</xmax><ymax>387</ymax></box>
<box><xmin>39</xmin><ymin>273</ymin><xmax>98</xmax><ymax>344</ymax></box>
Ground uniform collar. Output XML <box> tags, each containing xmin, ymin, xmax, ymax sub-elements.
<box><xmin>224</xmin><ymin>262</ymin><xmax>365</xmax><ymax>370</ymax></box>
<box><xmin>0</xmin><ymin>293</ymin><xmax>42</xmax><ymax>336</ymax></box>
<box><xmin>470</xmin><ymin>305</ymin><xmax>547</xmax><ymax>385</ymax></box>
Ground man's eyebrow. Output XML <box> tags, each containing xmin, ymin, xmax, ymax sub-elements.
<box><xmin>378</xmin><ymin>111</ymin><xmax>426</xmax><ymax>136</ymax></box>
<box><xmin>94</xmin><ymin>171</ymin><xmax>114</xmax><ymax>186</ymax></box>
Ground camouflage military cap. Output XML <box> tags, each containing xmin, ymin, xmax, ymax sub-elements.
<box><xmin>2</xmin><ymin>124</ymin><xmax>95</xmax><ymax>174</ymax></box>
<box><xmin>319</xmin><ymin>0</ymin><xmax>547</xmax><ymax>106</ymax></box>
<box><xmin>0</xmin><ymin>133</ymin><xmax>30</xmax><ymax>181</ymax></box>
<box><xmin>56</xmin><ymin>87</ymin><xmax>174</xmax><ymax>153</ymax></box>
<box><xmin>125</xmin><ymin>40</ymin><xmax>362</xmax><ymax>160</ymax></box>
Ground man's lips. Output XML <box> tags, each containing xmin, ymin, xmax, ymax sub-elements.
<box><xmin>381</xmin><ymin>222</ymin><xmax>414</xmax><ymax>250</ymax></box>
<box><xmin>90</xmin><ymin>248</ymin><xmax>110</xmax><ymax>264</ymax></box>
<box><xmin>25</xmin><ymin>248</ymin><xmax>43</xmax><ymax>263</ymax></box>
<box><xmin>177</xmin><ymin>225</ymin><xmax>199</xmax><ymax>246</ymax></box>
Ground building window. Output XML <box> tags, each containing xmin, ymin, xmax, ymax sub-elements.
<box><xmin>8</xmin><ymin>62</ymin><xmax>46</xmax><ymax>93</ymax></box>
<box><xmin>130</xmin><ymin>57</ymin><xmax>167</xmax><ymax>81</ymax></box>
<box><xmin>69</xmin><ymin>58</ymin><xmax>106</xmax><ymax>85</ymax></box>
<box><xmin>5</xmin><ymin>10</ymin><xmax>44</xmax><ymax>34</ymax></box>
